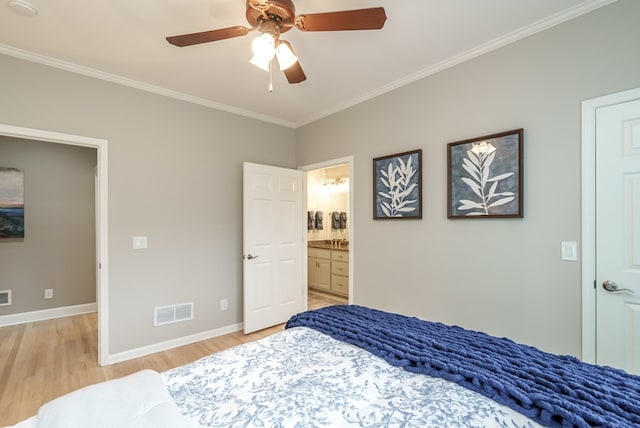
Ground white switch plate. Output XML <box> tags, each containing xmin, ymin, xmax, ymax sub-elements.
<box><xmin>561</xmin><ymin>241</ymin><xmax>577</xmax><ymax>261</ymax></box>
<box><xmin>133</xmin><ymin>236</ymin><xmax>148</xmax><ymax>249</ymax></box>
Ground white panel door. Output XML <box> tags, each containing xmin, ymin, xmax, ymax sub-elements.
<box><xmin>243</xmin><ymin>162</ymin><xmax>304</xmax><ymax>334</ymax></box>
<box><xmin>596</xmin><ymin>99</ymin><xmax>640</xmax><ymax>373</ymax></box>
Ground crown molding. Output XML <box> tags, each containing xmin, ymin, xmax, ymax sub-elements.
<box><xmin>295</xmin><ymin>0</ymin><xmax>618</xmax><ymax>127</ymax></box>
<box><xmin>0</xmin><ymin>0</ymin><xmax>616</xmax><ymax>129</ymax></box>
<box><xmin>0</xmin><ymin>44</ymin><xmax>296</xmax><ymax>129</ymax></box>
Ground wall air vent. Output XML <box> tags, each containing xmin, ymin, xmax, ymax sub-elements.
<box><xmin>0</xmin><ymin>290</ymin><xmax>11</xmax><ymax>306</ymax></box>
<box><xmin>154</xmin><ymin>302</ymin><xmax>193</xmax><ymax>326</ymax></box>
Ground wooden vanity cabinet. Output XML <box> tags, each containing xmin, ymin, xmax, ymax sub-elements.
<box><xmin>330</xmin><ymin>250</ymin><xmax>349</xmax><ymax>296</ymax></box>
<box><xmin>308</xmin><ymin>248</ymin><xmax>331</xmax><ymax>291</ymax></box>
<box><xmin>308</xmin><ymin>247</ymin><xmax>349</xmax><ymax>297</ymax></box>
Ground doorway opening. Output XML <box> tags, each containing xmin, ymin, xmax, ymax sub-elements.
<box><xmin>300</xmin><ymin>156</ymin><xmax>354</xmax><ymax>307</ymax></box>
<box><xmin>0</xmin><ymin>124</ymin><xmax>109</xmax><ymax>365</ymax></box>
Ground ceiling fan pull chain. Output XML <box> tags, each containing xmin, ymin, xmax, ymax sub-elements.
<box><xmin>268</xmin><ymin>59</ymin><xmax>274</xmax><ymax>92</ymax></box>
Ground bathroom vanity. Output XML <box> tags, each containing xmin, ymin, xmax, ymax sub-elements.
<box><xmin>308</xmin><ymin>241</ymin><xmax>349</xmax><ymax>297</ymax></box>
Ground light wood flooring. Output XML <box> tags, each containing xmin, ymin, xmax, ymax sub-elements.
<box><xmin>0</xmin><ymin>290</ymin><xmax>346</xmax><ymax>426</ymax></box>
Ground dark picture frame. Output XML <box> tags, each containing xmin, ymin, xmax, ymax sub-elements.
<box><xmin>0</xmin><ymin>167</ymin><xmax>25</xmax><ymax>238</ymax></box>
<box><xmin>373</xmin><ymin>149</ymin><xmax>422</xmax><ymax>219</ymax></box>
<box><xmin>447</xmin><ymin>129</ymin><xmax>523</xmax><ymax>219</ymax></box>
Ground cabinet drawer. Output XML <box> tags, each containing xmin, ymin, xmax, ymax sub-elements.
<box><xmin>331</xmin><ymin>274</ymin><xmax>349</xmax><ymax>296</ymax></box>
<box><xmin>308</xmin><ymin>248</ymin><xmax>331</xmax><ymax>259</ymax></box>
<box><xmin>331</xmin><ymin>260</ymin><xmax>349</xmax><ymax>276</ymax></box>
<box><xmin>331</xmin><ymin>250</ymin><xmax>349</xmax><ymax>262</ymax></box>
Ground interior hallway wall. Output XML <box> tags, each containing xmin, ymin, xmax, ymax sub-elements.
<box><xmin>0</xmin><ymin>136</ymin><xmax>96</xmax><ymax>315</ymax></box>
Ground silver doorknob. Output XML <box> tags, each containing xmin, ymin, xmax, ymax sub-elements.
<box><xmin>602</xmin><ymin>280</ymin><xmax>634</xmax><ymax>294</ymax></box>
<box><xmin>245</xmin><ymin>254</ymin><xmax>259</xmax><ymax>260</ymax></box>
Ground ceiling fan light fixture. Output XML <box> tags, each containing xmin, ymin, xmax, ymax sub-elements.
<box><xmin>249</xmin><ymin>54</ymin><xmax>271</xmax><ymax>72</ymax></box>
<box><xmin>251</xmin><ymin>33</ymin><xmax>276</xmax><ymax>59</ymax></box>
<box><xmin>167</xmin><ymin>2</ymin><xmax>386</xmax><ymax>85</ymax></box>
<box><xmin>275</xmin><ymin>40</ymin><xmax>298</xmax><ymax>70</ymax></box>
<box><xmin>250</xmin><ymin>32</ymin><xmax>276</xmax><ymax>71</ymax></box>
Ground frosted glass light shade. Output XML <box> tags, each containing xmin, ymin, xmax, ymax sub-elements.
<box><xmin>251</xmin><ymin>33</ymin><xmax>275</xmax><ymax>58</ymax></box>
<box><xmin>249</xmin><ymin>54</ymin><xmax>271</xmax><ymax>72</ymax></box>
<box><xmin>275</xmin><ymin>41</ymin><xmax>298</xmax><ymax>70</ymax></box>
<box><xmin>250</xmin><ymin>33</ymin><xmax>276</xmax><ymax>72</ymax></box>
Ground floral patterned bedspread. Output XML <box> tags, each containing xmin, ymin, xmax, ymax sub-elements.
<box><xmin>163</xmin><ymin>327</ymin><xmax>541</xmax><ymax>428</ymax></box>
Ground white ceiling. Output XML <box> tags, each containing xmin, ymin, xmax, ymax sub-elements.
<box><xmin>0</xmin><ymin>0</ymin><xmax>614</xmax><ymax>128</ymax></box>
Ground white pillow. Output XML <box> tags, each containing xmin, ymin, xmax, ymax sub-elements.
<box><xmin>36</xmin><ymin>369</ymin><xmax>195</xmax><ymax>428</ymax></box>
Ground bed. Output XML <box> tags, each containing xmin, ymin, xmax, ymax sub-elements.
<box><xmin>7</xmin><ymin>305</ymin><xmax>640</xmax><ymax>428</ymax></box>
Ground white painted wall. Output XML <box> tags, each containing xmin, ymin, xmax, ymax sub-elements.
<box><xmin>295</xmin><ymin>0</ymin><xmax>640</xmax><ymax>357</ymax></box>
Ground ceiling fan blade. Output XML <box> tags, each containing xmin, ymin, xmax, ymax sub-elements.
<box><xmin>283</xmin><ymin>61</ymin><xmax>306</xmax><ymax>84</ymax></box>
<box><xmin>294</xmin><ymin>7</ymin><xmax>386</xmax><ymax>32</ymax></box>
<box><xmin>166</xmin><ymin>26</ymin><xmax>251</xmax><ymax>47</ymax></box>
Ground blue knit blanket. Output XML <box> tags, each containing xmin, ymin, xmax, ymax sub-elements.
<box><xmin>285</xmin><ymin>305</ymin><xmax>640</xmax><ymax>428</ymax></box>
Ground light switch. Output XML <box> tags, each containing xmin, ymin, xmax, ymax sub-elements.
<box><xmin>133</xmin><ymin>236</ymin><xmax>148</xmax><ymax>249</ymax></box>
<box><xmin>561</xmin><ymin>241</ymin><xmax>577</xmax><ymax>261</ymax></box>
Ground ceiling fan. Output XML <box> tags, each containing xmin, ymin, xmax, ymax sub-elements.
<box><xmin>166</xmin><ymin>0</ymin><xmax>387</xmax><ymax>85</ymax></box>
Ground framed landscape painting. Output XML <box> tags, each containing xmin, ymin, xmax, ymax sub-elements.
<box><xmin>0</xmin><ymin>167</ymin><xmax>25</xmax><ymax>238</ymax></box>
<box><xmin>447</xmin><ymin>129</ymin><xmax>523</xmax><ymax>219</ymax></box>
<box><xmin>373</xmin><ymin>149</ymin><xmax>422</xmax><ymax>219</ymax></box>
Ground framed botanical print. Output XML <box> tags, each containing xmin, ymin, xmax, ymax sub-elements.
<box><xmin>447</xmin><ymin>129</ymin><xmax>523</xmax><ymax>219</ymax></box>
<box><xmin>373</xmin><ymin>149</ymin><xmax>422</xmax><ymax>219</ymax></box>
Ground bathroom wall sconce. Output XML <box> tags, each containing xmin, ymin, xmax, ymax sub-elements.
<box><xmin>323</xmin><ymin>178</ymin><xmax>349</xmax><ymax>193</ymax></box>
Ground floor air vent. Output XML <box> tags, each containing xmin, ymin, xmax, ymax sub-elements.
<box><xmin>154</xmin><ymin>302</ymin><xmax>193</xmax><ymax>326</ymax></box>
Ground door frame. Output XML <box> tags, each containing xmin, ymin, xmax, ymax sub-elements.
<box><xmin>0</xmin><ymin>124</ymin><xmax>109</xmax><ymax>366</ymax></box>
<box><xmin>299</xmin><ymin>156</ymin><xmax>354</xmax><ymax>303</ymax></box>
<box><xmin>581</xmin><ymin>87</ymin><xmax>640</xmax><ymax>363</ymax></box>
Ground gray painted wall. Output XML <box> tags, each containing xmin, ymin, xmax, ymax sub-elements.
<box><xmin>1</xmin><ymin>0</ymin><xmax>638</xmax><ymax>359</ymax></box>
<box><xmin>0</xmin><ymin>54</ymin><xmax>296</xmax><ymax>354</ymax></box>
<box><xmin>296</xmin><ymin>0</ymin><xmax>640</xmax><ymax>357</ymax></box>
<box><xmin>0</xmin><ymin>137</ymin><xmax>96</xmax><ymax>314</ymax></box>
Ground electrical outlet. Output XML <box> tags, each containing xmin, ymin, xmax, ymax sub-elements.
<box><xmin>220</xmin><ymin>299</ymin><xmax>228</xmax><ymax>311</ymax></box>
<box><xmin>44</xmin><ymin>289</ymin><xmax>53</xmax><ymax>299</ymax></box>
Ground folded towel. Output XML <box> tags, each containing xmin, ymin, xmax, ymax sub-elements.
<box><xmin>331</xmin><ymin>212</ymin><xmax>340</xmax><ymax>229</ymax></box>
<box><xmin>315</xmin><ymin>211</ymin><xmax>323</xmax><ymax>230</ymax></box>
<box><xmin>307</xmin><ymin>211</ymin><xmax>315</xmax><ymax>230</ymax></box>
<box><xmin>339</xmin><ymin>212</ymin><xmax>347</xmax><ymax>229</ymax></box>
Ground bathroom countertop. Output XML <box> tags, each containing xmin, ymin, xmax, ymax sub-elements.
<box><xmin>308</xmin><ymin>240</ymin><xmax>349</xmax><ymax>251</ymax></box>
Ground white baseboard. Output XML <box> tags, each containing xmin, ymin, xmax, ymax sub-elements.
<box><xmin>0</xmin><ymin>304</ymin><xmax>244</xmax><ymax>367</ymax></box>
<box><xmin>106</xmin><ymin>322</ymin><xmax>244</xmax><ymax>365</ymax></box>
<box><xmin>0</xmin><ymin>302</ymin><xmax>97</xmax><ymax>327</ymax></box>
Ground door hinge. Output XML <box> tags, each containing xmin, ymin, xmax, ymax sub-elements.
<box><xmin>593</xmin><ymin>279</ymin><xmax>596</xmax><ymax>289</ymax></box>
